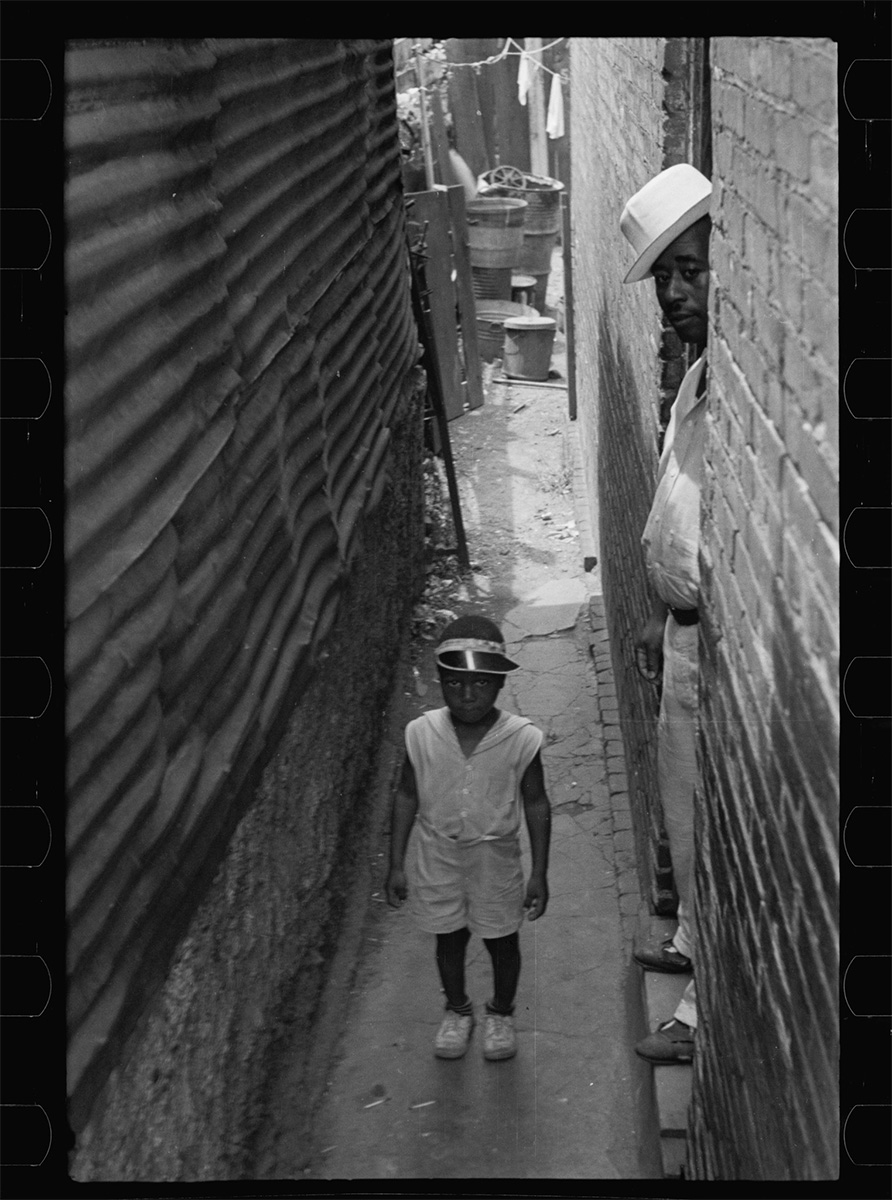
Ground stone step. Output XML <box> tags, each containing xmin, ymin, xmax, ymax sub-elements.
<box><xmin>640</xmin><ymin>921</ymin><xmax>693</xmax><ymax>1178</ymax></box>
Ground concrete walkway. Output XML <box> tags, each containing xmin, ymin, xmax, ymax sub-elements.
<box><xmin>293</xmin><ymin>276</ymin><xmax>670</xmax><ymax>1175</ymax></box>
<box><xmin>305</xmin><ymin>584</ymin><xmax>660</xmax><ymax>1180</ymax></box>
<box><xmin>261</xmin><ymin>254</ymin><xmax>671</xmax><ymax>1182</ymax></box>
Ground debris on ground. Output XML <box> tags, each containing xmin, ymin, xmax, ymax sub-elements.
<box><xmin>409</xmin><ymin>454</ymin><xmax>465</xmax><ymax>652</ymax></box>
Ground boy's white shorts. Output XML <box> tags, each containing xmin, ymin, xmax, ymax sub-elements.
<box><xmin>409</xmin><ymin>826</ymin><xmax>524</xmax><ymax>939</ymax></box>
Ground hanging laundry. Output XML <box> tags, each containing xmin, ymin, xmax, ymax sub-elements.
<box><xmin>516</xmin><ymin>52</ymin><xmax>531</xmax><ymax>106</ymax></box>
<box><xmin>546</xmin><ymin>74</ymin><xmax>565</xmax><ymax>139</ymax></box>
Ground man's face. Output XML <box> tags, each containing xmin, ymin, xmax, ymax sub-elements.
<box><xmin>651</xmin><ymin>217</ymin><xmax>710</xmax><ymax>347</ymax></box>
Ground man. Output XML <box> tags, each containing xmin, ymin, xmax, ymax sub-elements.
<box><xmin>619</xmin><ymin>163</ymin><xmax>712</xmax><ymax>1064</ymax></box>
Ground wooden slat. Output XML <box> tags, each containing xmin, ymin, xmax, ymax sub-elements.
<box><xmin>442</xmin><ymin>184</ymin><xmax>484</xmax><ymax>412</ymax></box>
<box><xmin>405</xmin><ymin>189</ymin><xmax>464</xmax><ymax>420</ymax></box>
<box><xmin>409</xmin><ymin>257</ymin><xmax>469</xmax><ymax>569</ymax></box>
<box><xmin>562</xmin><ymin>191</ymin><xmax>578</xmax><ymax>421</ymax></box>
<box><xmin>427</xmin><ymin>84</ymin><xmax>451</xmax><ymax>187</ymax></box>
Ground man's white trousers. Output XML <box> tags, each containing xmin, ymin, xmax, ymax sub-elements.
<box><xmin>658</xmin><ymin>615</ymin><xmax>699</xmax><ymax>1029</ymax></box>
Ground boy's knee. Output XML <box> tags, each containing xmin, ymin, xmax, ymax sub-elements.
<box><xmin>437</xmin><ymin>926</ymin><xmax>471</xmax><ymax>950</ymax></box>
<box><xmin>484</xmin><ymin>932</ymin><xmax>520</xmax><ymax>956</ymax></box>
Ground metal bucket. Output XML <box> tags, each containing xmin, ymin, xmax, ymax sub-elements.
<box><xmin>523</xmin><ymin>271</ymin><xmax>551</xmax><ymax>313</ymax></box>
<box><xmin>503</xmin><ymin>315</ymin><xmax>557</xmax><ymax>382</ymax></box>
<box><xmin>466</xmin><ymin>197</ymin><xmax>528</xmax><ymax>269</ymax></box>
<box><xmin>479</xmin><ymin>172</ymin><xmax>563</xmax><ymax>282</ymax></box>
<box><xmin>482</xmin><ymin>173</ymin><xmax>564</xmax><ymax>236</ymax></box>
<box><xmin>475</xmin><ymin>300</ymin><xmax>537</xmax><ymax>363</ymax></box>
<box><xmin>471</xmin><ymin>265</ymin><xmax>513</xmax><ymax>301</ymax></box>
<box><xmin>515</xmin><ymin>230</ymin><xmax>558</xmax><ymax>276</ymax></box>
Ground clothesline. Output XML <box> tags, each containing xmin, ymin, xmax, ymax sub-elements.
<box><xmin>404</xmin><ymin>37</ymin><xmax>566</xmax><ymax>141</ymax></box>
<box><xmin>413</xmin><ymin>37</ymin><xmax>566</xmax><ymax>79</ymax></box>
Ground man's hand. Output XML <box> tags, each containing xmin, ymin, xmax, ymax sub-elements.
<box><xmin>635</xmin><ymin>609</ymin><xmax>667</xmax><ymax>682</ymax></box>
<box><xmin>523</xmin><ymin>874</ymin><xmax>549</xmax><ymax>921</ymax></box>
<box><xmin>385</xmin><ymin>867</ymin><xmax>408</xmax><ymax>908</ymax></box>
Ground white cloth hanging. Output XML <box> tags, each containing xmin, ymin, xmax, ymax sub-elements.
<box><xmin>546</xmin><ymin>74</ymin><xmax>565</xmax><ymax>139</ymax></box>
<box><xmin>516</xmin><ymin>52</ymin><xmax>531</xmax><ymax>106</ymax></box>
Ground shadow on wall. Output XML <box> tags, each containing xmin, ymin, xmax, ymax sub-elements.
<box><xmin>595</xmin><ymin>304</ymin><xmax>675</xmax><ymax>915</ymax></box>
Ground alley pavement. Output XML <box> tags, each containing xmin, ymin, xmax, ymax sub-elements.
<box><xmin>292</xmin><ymin>291</ymin><xmax>665</xmax><ymax>1180</ymax></box>
<box><xmin>305</xmin><ymin>582</ymin><xmax>661</xmax><ymax>1180</ymax></box>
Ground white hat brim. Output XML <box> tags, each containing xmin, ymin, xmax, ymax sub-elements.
<box><xmin>623</xmin><ymin>193</ymin><xmax>712</xmax><ymax>284</ymax></box>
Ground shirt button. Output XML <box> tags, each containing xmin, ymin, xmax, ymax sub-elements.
<box><xmin>461</xmin><ymin>810</ymin><xmax>469</xmax><ymax>817</ymax></box>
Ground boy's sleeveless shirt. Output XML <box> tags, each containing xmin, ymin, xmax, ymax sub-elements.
<box><xmin>406</xmin><ymin>708</ymin><xmax>543</xmax><ymax>844</ymax></box>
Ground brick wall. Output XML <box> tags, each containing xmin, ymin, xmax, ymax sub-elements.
<box><xmin>570</xmin><ymin>38</ymin><xmax>702</xmax><ymax>913</ymax></box>
<box><xmin>690</xmin><ymin>38</ymin><xmax>839</xmax><ymax>1180</ymax></box>
<box><xmin>571</xmin><ymin>34</ymin><xmax>839</xmax><ymax>1180</ymax></box>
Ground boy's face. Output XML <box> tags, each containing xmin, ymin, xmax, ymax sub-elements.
<box><xmin>438</xmin><ymin>667</ymin><xmax>504</xmax><ymax>725</ymax></box>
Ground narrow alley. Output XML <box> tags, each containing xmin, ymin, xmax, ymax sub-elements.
<box><xmin>256</xmin><ymin>268</ymin><xmax>663</xmax><ymax>1181</ymax></box>
<box><xmin>50</xmin><ymin>35</ymin><xmax>848</xmax><ymax>1189</ymax></box>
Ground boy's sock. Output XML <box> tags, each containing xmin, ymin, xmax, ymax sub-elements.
<box><xmin>485</xmin><ymin>1001</ymin><xmax>515</xmax><ymax>1017</ymax></box>
<box><xmin>448</xmin><ymin>999</ymin><xmax>474</xmax><ymax>1017</ymax></box>
<box><xmin>483</xmin><ymin>931</ymin><xmax>521</xmax><ymax>1015</ymax></box>
<box><xmin>436</xmin><ymin>927</ymin><xmax>472</xmax><ymax>1011</ymax></box>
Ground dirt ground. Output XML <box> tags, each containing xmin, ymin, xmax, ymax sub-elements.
<box><xmin>412</xmin><ymin>250</ymin><xmax>589</xmax><ymax>642</ymax></box>
<box><xmin>452</xmin><ymin>365</ymin><xmax>580</xmax><ymax>585</ymax></box>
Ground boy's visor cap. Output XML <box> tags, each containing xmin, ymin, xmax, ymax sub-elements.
<box><xmin>436</xmin><ymin>638</ymin><xmax>520</xmax><ymax>674</ymax></box>
<box><xmin>620</xmin><ymin>163</ymin><xmax>712</xmax><ymax>283</ymax></box>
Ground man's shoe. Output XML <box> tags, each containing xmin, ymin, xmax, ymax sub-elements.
<box><xmin>434</xmin><ymin>1010</ymin><xmax>474</xmax><ymax>1059</ymax></box>
<box><xmin>483</xmin><ymin>1013</ymin><xmax>516</xmax><ymax>1061</ymax></box>
<box><xmin>633</xmin><ymin>938</ymin><xmax>692</xmax><ymax>974</ymax></box>
<box><xmin>635</xmin><ymin>1018</ymin><xmax>694</xmax><ymax>1063</ymax></box>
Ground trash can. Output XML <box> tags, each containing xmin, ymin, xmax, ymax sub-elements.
<box><xmin>502</xmin><ymin>315</ymin><xmax>557</xmax><ymax>381</ymax></box>
<box><xmin>478</xmin><ymin>170</ymin><xmax>564</xmax><ymax>312</ymax></box>
<box><xmin>466</xmin><ymin>197</ymin><xmax>528</xmax><ymax>267</ymax></box>
<box><xmin>475</xmin><ymin>301</ymin><xmax>537</xmax><ymax>363</ymax></box>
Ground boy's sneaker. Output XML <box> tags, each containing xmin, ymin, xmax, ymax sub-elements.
<box><xmin>483</xmin><ymin>1012</ymin><xmax>516</xmax><ymax>1061</ymax></box>
<box><xmin>434</xmin><ymin>1010</ymin><xmax>474</xmax><ymax>1059</ymax></box>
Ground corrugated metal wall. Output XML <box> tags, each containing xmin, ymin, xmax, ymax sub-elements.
<box><xmin>65</xmin><ymin>38</ymin><xmax>418</xmax><ymax>1102</ymax></box>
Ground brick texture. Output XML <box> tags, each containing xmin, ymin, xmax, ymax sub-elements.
<box><xmin>692</xmin><ymin>37</ymin><xmax>839</xmax><ymax>1182</ymax></box>
<box><xmin>572</xmin><ymin>35</ymin><xmax>838</xmax><ymax>1181</ymax></box>
<box><xmin>570</xmin><ymin>36</ymin><xmax>678</xmax><ymax>915</ymax></box>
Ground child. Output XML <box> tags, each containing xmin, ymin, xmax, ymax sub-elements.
<box><xmin>385</xmin><ymin>615</ymin><xmax>551</xmax><ymax>1061</ymax></box>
